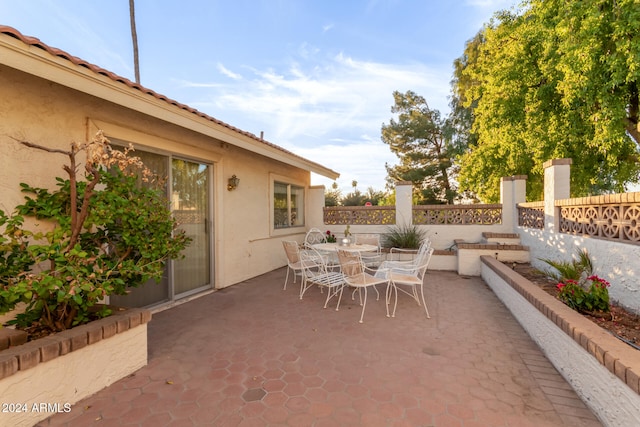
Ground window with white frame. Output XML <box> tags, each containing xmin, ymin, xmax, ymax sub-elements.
<box><xmin>274</xmin><ymin>181</ymin><xmax>305</xmax><ymax>229</ymax></box>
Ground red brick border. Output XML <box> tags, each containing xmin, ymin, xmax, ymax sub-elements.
<box><xmin>0</xmin><ymin>308</ymin><xmax>151</xmax><ymax>380</ymax></box>
<box><xmin>482</xmin><ymin>255</ymin><xmax>640</xmax><ymax>395</ymax></box>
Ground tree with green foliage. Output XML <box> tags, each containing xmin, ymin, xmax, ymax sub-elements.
<box><xmin>382</xmin><ymin>90</ymin><xmax>459</xmax><ymax>204</ymax></box>
<box><xmin>0</xmin><ymin>132</ymin><xmax>190</xmax><ymax>334</ymax></box>
<box><xmin>342</xmin><ymin>180</ymin><xmax>367</xmax><ymax>206</ymax></box>
<box><xmin>324</xmin><ymin>181</ymin><xmax>341</xmax><ymax>206</ymax></box>
<box><xmin>363</xmin><ymin>187</ymin><xmax>385</xmax><ymax>206</ymax></box>
<box><xmin>455</xmin><ymin>0</ymin><xmax>640</xmax><ymax>202</ymax></box>
<box><xmin>449</xmin><ymin>32</ymin><xmax>483</xmax><ymax>203</ymax></box>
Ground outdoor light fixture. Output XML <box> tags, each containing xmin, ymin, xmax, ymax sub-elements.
<box><xmin>227</xmin><ymin>174</ymin><xmax>240</xmax><ymax>191</ymax></box>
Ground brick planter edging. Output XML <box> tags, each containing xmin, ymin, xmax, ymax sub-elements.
<box><xmin>0</xmin><ymin>307</ymin><xmax>151</xmax><ymax>380</ymax></box>
<box><xmin>482</xmin><ymin>255</ymin><xmax>640</xmax><ymax>426</ymax></box>
<box><xmin>481</xmin><ymin>255</ymin><xmax>640</xmax><ymax>394</ymax></box>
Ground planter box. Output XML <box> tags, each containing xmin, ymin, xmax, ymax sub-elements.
<box><xmin>0</xmin><ymin>308</ymin><xmax>151</xmax><ymax>427</ymax></box>
<box><xmin>481</xmin><ymin>255</ymin><xmax>640</xmax><ymax>427</ymax></box>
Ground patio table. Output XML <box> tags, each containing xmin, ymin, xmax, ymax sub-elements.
<box><xmin>311</xmin><ymin>242</ymin><xmax>378</xmax><ymax>253</ymax></box>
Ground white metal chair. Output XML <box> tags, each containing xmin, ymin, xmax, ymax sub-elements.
<box><xmin>299</xmin><ymin>248</ymin><xmax>346</xmax><ymax>309</ymax></box>
<box><xmin>282</xmin><ymin>240</ymin><xmax>305</xmax><ymax>291</ymax></box>
<box><xmin>383</xmin><ymin>247</ymin><xmax>434</xmax><ymax>318</ymax></box>
<box><xmin>354</xmin><ymin>233</ymin><xmax>384</xmax><ymax>268</ymax></box>
<box><xmin>304</xmin><ymin>227</ymin><xmax>341</xmax><ymax>270</ymax></box>
<box><xmin>304</xmin><ymin>227</ymin><xmax>327</xmax><ymax>248</ymax></box>
<box><xmin>386</xmin><ymin>239</ymin><xmax>432</xmax><ymax>266</ymax></box>
<box><xmin>337</xmin><ymin>249</ymin><xmax>391</xmax><ymax>323</ymax></box>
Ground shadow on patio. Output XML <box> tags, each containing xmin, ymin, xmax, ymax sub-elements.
<box><xmin>39</xmin><ymin>268</ymin><xmax>601</xmax><ymax>427</ymax></box>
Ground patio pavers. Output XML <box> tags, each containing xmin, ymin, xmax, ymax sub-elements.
<box><xmin>37</xmin><ymin>268</ymin><xmax>602</xmax><ymax>426</ymax></box>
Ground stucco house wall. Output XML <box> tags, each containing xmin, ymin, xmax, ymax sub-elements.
<box><xmin>0</xmin><ymin>26</ymin><xmax>338</xmax><ymax>307</ymax></box>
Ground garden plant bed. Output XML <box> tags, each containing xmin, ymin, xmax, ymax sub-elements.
<box><xmin>512</xmin><ymin>263</ymin><xmax>640</xmax><ymax>350</ymax></box>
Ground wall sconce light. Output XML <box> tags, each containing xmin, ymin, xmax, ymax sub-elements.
<box><xmin>227</xmin><ymin>174</ymin><xmax>240</xmax><ymax>191</ymax></box>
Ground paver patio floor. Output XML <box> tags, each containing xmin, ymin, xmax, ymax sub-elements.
<box><xmin>38</xmin><ymin>268</ymin><xmax>602</xmax><ymax>426</ymax></box>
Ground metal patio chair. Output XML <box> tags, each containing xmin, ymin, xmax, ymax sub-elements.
<box><xmin>299</xmin><ymin>248</ymin><xmax>346</xmax><ymax>309</ymax></box>
<box><xmin>282</xmin><ymin>240</ymin><xmax>305</xmax><ymax>291</ymax></box>
<box><xmin>354</xmin><ymin>233</ymin><xmax>384</xmax><ymax>268</ymax></box>
<box><xmin>382</xmin><ymin>247</ymin><xmax>434</xmax><ymax>318</ymax></box>
<box><xmin>337</xmin><ymin>249</ymin><xmax>391</xmax><ymax>323</ymax></box>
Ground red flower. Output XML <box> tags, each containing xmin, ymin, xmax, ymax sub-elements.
<box><xmin>588</xmin><ymin>275</ymin><xmax>610</xmax><ymax>288</ymax></box>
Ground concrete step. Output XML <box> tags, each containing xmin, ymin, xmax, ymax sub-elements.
<box><xmin>482</xmin><ymin>232</ymin><xmax>521</xmax><ymax>245</ymax></box>
<box><xmin>454</xmin><ymin>239</ymin><xmax>530</xmax><ymax>276</ymax></box>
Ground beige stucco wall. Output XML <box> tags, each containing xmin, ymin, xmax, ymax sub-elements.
<box><xmin>0</xmin><ymin>64</ymin><xmax>309</xmax><ymax>293</ymax></box>
<box><xmin>0</xmin><ymin>324</ymin><xmax>147</xmax><ymax>427</ymax></box>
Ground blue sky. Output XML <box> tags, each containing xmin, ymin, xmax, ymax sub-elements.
<box><xmin>1</xmin><ymin>0</ymin><xmax>517</xmax><ymax>193</ymax></box>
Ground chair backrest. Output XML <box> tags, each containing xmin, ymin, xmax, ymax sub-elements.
<box><xmin>404</xmin><ymin>247</ymin><xmax>434</xmax><ymax>279</ymax></box>
<box><xmin>282</xmin><ymin>240</ymin><xmax>300</xmax><ymax>264</ymax></box>
<box><xmin>299</xmin><ymin>247</ymin><xmax>329</xmax><ymax>278</ymax></box>
<box><xmin>336</xmin><ymin>249</ymin><xmax>364</xmax><ymax>278</ymax></box>
<box><xmin>414</xmin><ymin>240</ymin><xmax>432</xmax><ymax>266</ymax></box>
<box><xmin>354</xmin><ymin>234</ymin><xmax>381</xmax><ymax>252</ymax></box>
<box><xmin>418</xmin><ymin>247</ymin><xmax>434</xmax><ymax>274</ymax></box>
<box><xmin>304</xmin><ymin>228</ymin><xmax>327</xmax><ymax>247</ymax></box>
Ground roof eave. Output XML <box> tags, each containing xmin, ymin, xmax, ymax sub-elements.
<box><xmin>0</xmin><ymin>27</ymin><xmax>340</xmax><ymax>180</ymax></box>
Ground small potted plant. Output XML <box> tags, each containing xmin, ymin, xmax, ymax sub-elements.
<box><xmin>340</xmin><ymin>225</ymin><xmax>352</xmax><ymax>246</ymax></box>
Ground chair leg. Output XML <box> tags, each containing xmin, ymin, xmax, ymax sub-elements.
<box><xmin>413</xmin><ymin>287</ymin><xmax>421</xmax><ymax>306</ymax></box>
<box><xmin>324</xmin><ymin>285</ymin><xmax>340</xmax><ymax>308</ymax></box>
<box><xmin>420</xmin><ymin>284</ymin><xmax>430</xmax><ymax>318</ymax></box>
<box><xmin>299</xmin><ymin>277</ymin><xmax>311</xmax><ymax>300</ymax></box>
<box><xmin>284</xmin><ymin>267</ymin><xmax>290</xmax><ymax>290</ymax></box>
<box><xmin>385</xmin><ymin>283</ymin><xmax>393</xmax><ymax>318</ymax></box>
<box><xmin>352</xmin><ymin>288</ymin><xmax>364</xmax><ymax>305</ymax></box>
<box><xmin>391</xmin><ymin>283</ymin><xmax>398</xmax><ymax>317</ymax></box>
<box><xmin>335</xmin><ymin>286</ymin><xmax>344</xmax><ymax>311</ymax></box>
<box><xmin>359</xmin><ymin>287</ymin><xmax>368</xmax><ymax>323</ymax></box>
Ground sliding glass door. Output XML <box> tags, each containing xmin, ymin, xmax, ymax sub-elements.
<box><xmin>109</xmin><ymin>147</ymin><xmax>213</xmax><ymax>308</ymax></box>
<box><xmin>172</xmin><ymin>159</ymin><xmax>211</xmax><ymax>296</ymax></box>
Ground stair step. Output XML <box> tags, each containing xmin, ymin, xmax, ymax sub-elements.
<box><xmin>482</xmin><ymin>232</ymin><xmax>520</xmax><ymax>239</ymax></box>
<box><xmin>481</xmin><ymin>232</ymin><xmax>521</xmax><ymax>245</ymax></box>
<box><xmin>454</xmin><ymin>239</ymin><xmax>528</xmax><ymax>251</ymax></box>
<box><xmin>454</xmin><ymin>239</ymin><xmax>530</xmax><ymax>276</ymax></box>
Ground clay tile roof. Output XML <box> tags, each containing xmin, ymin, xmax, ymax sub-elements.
<box><xmin>0</xmin><ymin>25</ymin><xmax>336</xmax><ymax>174</ymax></box>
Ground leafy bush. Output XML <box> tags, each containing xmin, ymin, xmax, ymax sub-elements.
<box><xmin>0</xmin><ymin>132</ymin><xmax>190</xmax><ymax>334</ymax></box>
<box><xmin>540</xmin><ymin>248</ymin><xmax>593</xmax><ymax>282</ymax></box>
<box><xmin>383</xmin><ymin>224</ymin><xmax>426</xmax><ymax>249</ymax></box>
<box><xmin>557</xmin><ymin>276</ymin><xmax>610</xmax><ymax>313</ymax></box>
<box><xmin>542</xmin><ymin>249</ymin><xmax>610</xmax><ymax>313</ymax></box>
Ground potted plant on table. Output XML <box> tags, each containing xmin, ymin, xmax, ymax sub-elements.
<box><xmin>340</xmin><ymin>225</ymin><xmax>352</xmax><ymax>246</ymax></box>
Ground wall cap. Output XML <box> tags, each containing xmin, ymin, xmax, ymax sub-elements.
<box><xmin>543</xmin><ymin>158</ymin><xmax>573</xmax><ymax>168</ymax></box>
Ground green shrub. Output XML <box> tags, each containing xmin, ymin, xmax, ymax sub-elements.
<box><xmin>540</xmin><ymin>248</ymin><xmax>593</xmax><ymax>282</ymax></box>
<box><xmin>557</xmin><ymin>276</ymin><xmax>610</xmax><ymax>313</ymax></box>
<box><xmin>383</xmin><ymin>224</ymin><xmax>426</xmax><ymax>249</ymax></box>
<box><xmin>542</xmin><ymin>249</ymin><xmax>610</xmax><ymax>313</ymax></box>
<box><xmin>0</xmin><ymin>132</ymin><xmax>190</xmax><ymax>334</ymax></box>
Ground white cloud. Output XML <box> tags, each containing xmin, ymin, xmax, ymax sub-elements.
<box><xmin>206</xmin><ymin>53</ymin><xmax>449</xmax><ymax>140</ymax></box>
<box><xmin>216</xmin><ymin>63</ymin><xmax>242</xmax><ymax>80</ymax></box>
<box><xmin>294</xmin><ymin>137</ymin><xmax>398</xmax><ymax>193</ymax></box>
<box><xmin>184</xmin><ymin>52</ymin><xmax>451</xmax><ymax>192</ymax></box>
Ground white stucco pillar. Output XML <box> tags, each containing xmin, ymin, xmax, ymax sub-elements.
<box><xmin>308</xmin><ymin>185</ymin><xmax>326</xmax><ymax>230</ymax></box>
<box><xmin>543</xmin><ymin>159</ymin><xmax>572</xmax><ymax>233</ymax></box>
<box><xmin>501</xmin><ymin>175</ymin><xmax>528</xmax><ymax>232</ymax></box>
<box><xmin>395</xmin><ymin>181</ymin><xmax>413</xmax><ymax>226</ymax></box>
